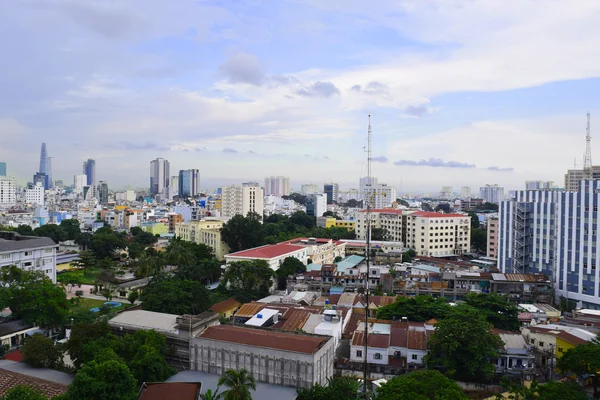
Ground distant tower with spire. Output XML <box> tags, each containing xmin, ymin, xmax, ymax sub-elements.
<box><xmin>37</xmin><ymin>142</ymin><xmax>53</xmax><ymax>189</ymax></box>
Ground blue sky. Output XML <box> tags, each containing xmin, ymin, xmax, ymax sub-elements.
<box><xmin>2</xmin><ymin>0</ymin><xmax>600</xmax><ymax>193</ymax></box>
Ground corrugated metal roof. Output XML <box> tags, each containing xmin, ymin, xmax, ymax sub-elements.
<box><xmin>234</xmin><ymin>303</ymin><xmax>265</xmax><ymax>318</ymax></box>
<box><xmin>351</xmin><ymin>332</ymin><xmax>390</xmax><ymax>349</ymax></box>
<box><xmin>199</xmin><ymin>325</ymin><xmax>328</xmax><ymax>354</ymax></box>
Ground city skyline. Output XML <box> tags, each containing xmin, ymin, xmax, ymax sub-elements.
<box><xmin>2</xmin><ymin>2</ymin><xmax>600</xmax><ymax>190</ymax></box>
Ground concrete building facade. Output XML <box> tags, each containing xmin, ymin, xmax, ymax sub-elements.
<box><xmin>306</xmin><ymin>193</ymin><xmax>326</xmax><ymax>218</ymax></box>
<box><xmin>0</xmin><ymin>232</ymin><xmax>58</xmax><ymax>283</ymax></box>
<box><xmin>191</xmin><ymin>325</ymin><xmax>335</xmax><ymax>389</ymax></box>
<box><xmin>25</xmin><ymin>182</ymin><xmax>44</xmax><ymax>207</ymax></box>
<box><xmin>221</xmin><ymin>182</ymin><xmax>264</xmax><ymax>219</ymax></box>
<box><xmin>175</xmin><ymin>219</ymin><xmax>231</xmax><ymax>261</ymax></box>
<box><xmin>487</xmin><ymin>217</ymin><xmax>499</xmax><ymax>258</ymax></box>
<box><xmin>0</xmin><ymin>176</ymin><xmax>17</xmax><ymax>208</ymax></box>
<box><xmin>324</xmin><ymin>183</ymin><xmax>339</xmax><ymax>205</ymax></box>
<box><xmin>301</xmin><ymin>184</ymin><xmax>319</xmax><ymax>195</ymax></box>
<box><xmin>264</xmin><ymin>176</ymin><xmax>290</xmax><ymax>197</ymax></box>
<box><xmin>480</xmin><ymin>184</ymin><xmax>505</xmax><ymax>204</ymax></box>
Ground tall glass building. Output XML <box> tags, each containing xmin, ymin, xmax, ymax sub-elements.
<box><xmin>83</xmin><ymin>159</ymin><xmax>96</xmax><ymax>186</ymax></box>
<box><xmin>178</xmin><ymin>169</ymin><xmax>200</xmax><ymax>197</ymax></box>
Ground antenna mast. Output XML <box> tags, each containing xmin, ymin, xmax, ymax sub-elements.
<box><xmin>362</xmin><ymin>115</ymin><xmax>372</xmax><ymax>397</ymax></box>
<box><xmin>584</xmin><ymin>112</ymin><xmax>592</xmax><ymax>172</ymax></box>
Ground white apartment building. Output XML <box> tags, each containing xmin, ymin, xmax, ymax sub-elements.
<box><xmin>0</xmin><ymin>232</ymin><xmax>58</xmax><ymax>283</ymax></box>
<box><xmin>0</xmin><ymin>176</ymin><xmax>16</xmax><ymax>208</ymax></box>
<box><xmin>404</xmin><ymin>211</ymin><xmax>471</xmax><ymax>257</ymax></box>
<box><xmin>264</xmin><ymin>176</ymin><xmax>290</xmax><ymax>197</ymax></box>
<box><xmin>306</xmin><ymin>193</ymin><xmax>326</xmax><ymax>218</ymax></box>
<box><xmin>441</xmin><ymin>186</ymin><xmax>453</xmax><ymax>198</ymax></box>
<box><xmin>357</xmin><ymin>209</ymin><xmax>471</xmax><ymax>257</ymax></box>
<box><xmin>25</xmin><ymin>182</ymin><xmax>44</xmax><ymax>206</ymax></box>
<box><xmin>301</xmin><ymin>184</ymin><xmax>319</xmax><ymax>195</ymax></box>
<box><xmin>480</xmin><ymin>184</ymin><xmax>504</xmax><ymax>204</ymax></box>
<box><xmin>73</xmin><ymin>174</ymin><xmax>87</xmax><ymax>194</ymax></box>
<box><xmin>461</xmin><ymin>186</ymin><xmax>471</xmax><ymax>198</ymax></box>
<box><xmin>359</xmin><ymin>176</ymin><xmax>378</xmax><ymax>200</ymax></box>
<box><xmin>221</xmin><ymin>182</ymin><xmax>264</xmax><ymax>219</ymax></box>
<box><xmin>364</xmin><ymin>183</ymin><xmax>396</xmax><ymax>209</ymax></box>
<box><xmin>356</xmin><ymin>209</ymin><xmax>404</xmax><ymax>242</ymax></box>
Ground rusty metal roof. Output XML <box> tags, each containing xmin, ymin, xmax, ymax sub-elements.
<box><xmin>199</xmin><ymin>325</ymin><xmax>329</xmax><ymax>354</ymax></box>
<box><xmin>234</xmin><ymin>303</ymin><xmax>265</xmax><ymax>318</ymax></box>
<box><xmin>351</xmin><ymin>332</ymin><xmax>390</xmax><ymax>349</ymax></box>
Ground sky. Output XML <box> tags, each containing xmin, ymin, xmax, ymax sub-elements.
<box><xmin>2</xmin><ymin>0</ymin><xmax>600</xmax><ymax>193</ymax></box>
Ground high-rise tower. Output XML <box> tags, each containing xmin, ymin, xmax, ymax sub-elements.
<box><xmin>38</xmin><ymin>143</ymin><xmax>52</xmax><ymax>189</ymax></box>
<box><xmin>150</xmin><ymin>158</ymin><xmax>170</xmax><ymax>198</ymax></box>
<box><xmin>584</xmin><ymin>112</ymin><xmax>592</xmax><ymax>172</ymax></box>
<box><xmin>83</xmin><ymin>159</ymin><xmax>96</xmax><ymax>186</ymax></box>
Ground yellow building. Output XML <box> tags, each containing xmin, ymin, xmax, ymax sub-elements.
<box><xmin>556</xmin><ymin>332</ymin><xmax>588</xmax><ymax>359</ymax></box>
<box><xmin>335</xmin><ymin>220</ymin><xmax>356</xmax><ymax>231</ymax></box>
<box><xmin>175</xmin><ymin>219</ymin><xmax>231</xmax><ymax>260</ymax></box>
<box><xmin>324</xmin><ymin>217</ymin><xmax>336</xmax><ymax>228</ymax></box>
<box><xmin>140</xmin><ymin>222</ymin><xmax>169</xmax><ymax>236</ymax></box>
<box><xmin>210</xmin><ymin>297</ymin><xmax>241</xmax><ymax>319</ymax></box>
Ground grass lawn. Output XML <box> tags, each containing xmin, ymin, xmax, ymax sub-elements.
<box><xmin>70</xmin><ymin>297</ymin><xmax>127</xmax><ymax>313</ymax></box>
<box><xmin>57</xmin><ymin>268</ymin><xmax>100</xmax><ymax>285</ymax></box>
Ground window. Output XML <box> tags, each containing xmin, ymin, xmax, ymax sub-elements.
<box><xmin>0</xmin><ymin>254</ymin><xmax>10</xmax><ymax>259</ymax></box>
<box><xmin>44</xmin><ymin>248</ymin><xmax>53</xmax><ymax>253</ymax></box>
<box><xmin>539</xmin><ymin>342</ymin><xmax>544</xmax><ymax>348</ymax></box>
<box><xmin>374</xmin><ymin>353</ymin><xmax>382</xmax><ymax>360</ymax></box>
<box><xmin>411</xmin><ymin>354</ymin><xmax>418</xmax><ymax>360</ymax></box>
<box><xmin>558</xmin><ymin>347</ymin><xmax>564</xmax><ymax>353</ymax></box>
<box><xmin>530</xmin><ymin>338</ymin><xmax>535</xmax><ymax>344</ymax></box>
<box><xmin>24</xmin><ymin>251</ymin><xmax>32</xmax><ymax>256</ymax></box>
<box><xmin>356</xmin><ymin>350</ymin><xmax>362</xmax><ymax>358</ymax></box>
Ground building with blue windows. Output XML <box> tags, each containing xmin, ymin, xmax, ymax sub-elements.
<box><xmin>0</xmin><ymin>162</ymin><xmax>6</xmax><ymax>176</ymax></box>
<box><xmin>498</xmin><ymin>180</ymin><xmax>600</xmax><ymax>309</ymax></box>
<box><xmin>178</xmin><ymin>169</ymin><xmax>200</xmax><ymax>198</ymax></box>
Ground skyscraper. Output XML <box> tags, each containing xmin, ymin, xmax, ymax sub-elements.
<box><xmin>324</xmin><ymin>183</ymin><xmax>339</xmax><ymax>204</ymax></box>
<box><xmin>479</xmin><ymin>184</ymin><xmax>505</xmax><ymax>203</ymax></box>
<box><xmin>264</xmin><ymin>176</ymin><xmax>290</xmax><ymax>197</ymax></box>
<box><xmin>0</xmin><ymin>162</ymin><xmax>6</xmax><ymax>177</ymax></box>
<box><xmin>359</xmin><ymin>176</ymin><xmax>377</xmax><ymax>200</ymax></box>
<box><xmin>150</xmin><ymin>158</ymin><xmax>170</xmax><ymax>198</ymax></box>
<box><xmin>83</xmin><ymin>159</ymin><xmax>96</xmax><ymax>186</ymax></box>
<box><xmin>221</xmin><ymin>182</ymin><xmax>264</xmax><ymax>219</ymax></box>
<box><xmin>97</xmin><ymin>181</ymin><xmax>109</xmax><ymax>205</ymax></box>
<box><xmin>38</xmin><ymin>143</ymin><xmax>52</xmax><ymax>189</ymax></box>
<box><xmin>178</xmin><ymin>169</ymin><xmax>200</xmax><ymax>197</ymax></box>
<box><xmin>306</xmin><ymin>193</ymin><xmax>326</xmax><ymax>217</ymax></box>
<box><xmin>0</xmin><ymin>176</ymin><xmax>16</xmax><ymax>208</ymax></box>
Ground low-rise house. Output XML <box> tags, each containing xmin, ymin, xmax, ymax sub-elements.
<box><xmin>245</xmin><ymin>308</ymin><xmax>280</xmax><ymax>328</ymax></box>
<box><xmin>209</xmin><ymin>298</ymin><xmax>241</xmax><ymax>319</ymax></box>
<box><xmin>0</xmin><ymin>231</ymin><xmax>58</xmax><ymax>283</ymax></box>
<box><xmin>233</xmin><ymin>303</ymin><xmax>265</xmax><ymax>324</ymax></box>
<box><xmin>0</xmin><ymin>320</ymin><xmax>37</xmax><ymax>350</ymax></box>
<box><xmin>190</xmin><ymin>325</ymin><xmax>335</xmax><ymax>388</ymax></box>
<box><xmin>522</xmin><ymin>324</ymin><xmax>595</xmax><ymax>368</ymax></box>
<box><xmin>491</xmin><ymin>328</ymin><xmax>535</xmax><ymax>380</ymax></box>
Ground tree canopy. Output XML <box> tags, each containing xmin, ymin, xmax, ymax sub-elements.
<box><xmin>296</xmin><ymin>377</ymin><xmax>360</xmax><ymax>400</ymax></box>
<box><xmin>463</xmin><ymin>293</ymin><xmax>519</xmax><ymax>331</ymax></box>
<box><xmin>0</xmin><ymin>385</ymin><xmax>49</xmax><ymax>400</ymax></box>
<box><xmin>218</xmin><ymin>368</ymin><xmax>257</xmax><ymax>400</ymax></box>
<box><xmin>376</xmin><ymin>370</ymin><xmax>468</xmax><ymax>400</ymax></box>
<box><xmin>141</xmin><ymin>276</ymin><xmax>212</xmax><ymax>315</ymax></box>
<box><xmin>498</xmin><ymin>380</ymin><xmax>588</xmax><ymax>400</ymax></box>
<box><xmin>65</xmin><ymin>360</ymin><xmax>137</xmax><ymax>400</ymax></box>
<box><xmin>22</xmin><ymin>334</ymin><xmax>61</xmax><ymax>369</ymax></box>
<box><xmin>221</xmin><ymin>260</ymin><xmax>274</xmax><ymax>302</ymax></box>
<box><xmin>376</xmin><ymin>295</ymin><xmax>453</xmax><ymax>321</ymax></box>
<box><xmin>220</xmin><ymin>212</ymin><xmax>265</xmax><ymax>252</ymax></box>
<box><xmin>557</xmin><ymin>341</ymin><xmax>600</xmax><ymax>399</ymax></box>
<box><xmin>275</xmin><ymin>257</ymin><xmax>307</xmax><ymax>289</ymax></box>
<box><xmin>425</xmin><ymin>305</ymin><xmax>502</xmax><ymax>382</ymax></box>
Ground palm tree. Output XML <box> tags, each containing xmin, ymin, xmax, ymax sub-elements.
<box><xmin>218</xmin><ymin>369</ymin><xmax>256</xmax><ymax>400</ymax></box>
<box><xmin>164</xmin><ymin>239</ymin><xmax>196</xmax><ymax>267</ymax></box>
<box><xmin>200</xmin><ymin>389</ymin><xmax>221</xmax><ymax>400</ymax></box>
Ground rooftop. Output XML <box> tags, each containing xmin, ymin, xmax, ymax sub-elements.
<box><xmin>0</xmin><ymin>232</ymin><xmax>57</xmax><ymax>253</ymax></box>
<box><xmin>198</xmin><ymin>325</ymin><xmax>330</xmax><ymax>354</ymax></box>
<box><xmin>336</xmin><ymin>255</ymin><xmax>365</xmax><ymax>272</ymax></box>
<box><xmin>245</xmin><ymin>308</ymin><xmax>279</xmax><ymax>327</ymax></box>
<box><xmin>226</xmin><ymin>243</ymin><xmax>304</xmax><ymax>259</ymax></box>
<box><xmin>234</xmin><ymin>303</ymin><xmax>265</xmax><ymax>318</ymax></box>
<box><xmin>138</xmin><ymin>382</ymin><xmax>202</xmax><ymax>400</ymax></box>
<box><xmin>0</xmin><ymin>320</ymin><xmax>34</xmax><ymax>338</ymax></box>
<box><xmin>210</xmin><ymin>298</ymin><xmax>241</xmax><ymax>314</ymax></box>
<box><xmin>351</xmin><ymin>332</ymin><xmax>390</xmax><ymax>349</ymax></box>
<box><xmin>0</xmin><ymin>367</ymin><xmax>68</xmax><ymax>398</ymax></box>
<box><xmin>109</xmin><ymin>310</ymin><xmax>179</xmax><ymax>334</ymax></box>
<box><xmin>410</xmin><ymin>211</ymin><xmax>465</xmax><ymax>218</ymax></box>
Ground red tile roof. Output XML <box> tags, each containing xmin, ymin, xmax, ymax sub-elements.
<box><xmin>410</xmin><ymin>211</ymin><xmax>465</xmax><ymax>218</ymax></box>
<box><xmin>138</xmin><ymin>383</ymin><xmax>201</xmax><ymax>400</ymax></box>
<box><xmin>227</xmin><ymin>243</ymin><xmax>304</xmax><ymax>259</ymax></box>
<box><xmin>199</xmin><ymin>325</ymin><xmax>328</xmax><ymax>354</ymax></box>
<box><xmin>351</xmin><ymin>332</ymin><xmax>390</xmax><ymax>348</ymax></box>
<box><xmin>0</xmin><ymin>369</ymin><xmax>68</xmax><ymax>398</ymax></box>
<box><xmin>210</xmin><ymin>297</ymin><xmax>241</xmax><ymax>314</ymax></box>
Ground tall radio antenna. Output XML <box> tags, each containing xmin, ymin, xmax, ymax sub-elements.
<box><xmin>362</xmin><ymin>115</ymin><xmax>372</xmax><ymax>397</ymax></box>
<box><xmin>584</xmin><ymin>112</ymin><xmax>592</xmax><ymax>171</ymax></box>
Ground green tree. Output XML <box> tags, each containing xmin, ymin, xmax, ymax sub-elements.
<box><xmin>289</xmin><ymin>211</ymin><xmax>315</xmax><ymax>228</ymax></box>
<box><xmin>141</xmin><ymin>277</ymin><xmax>212</xmax><ymax>315</ymax></box>
<box><xmin>127</xmin><ymin>290</ymin><xmax>139</xmax><ymax>305</ymax></box>
<box><xmin>2</xmin><ymin>271</ymin><xmax>69</xmax><ymax>329</ymax></box>
<box><xmin>403</xmin><ymin>249</ymin><xmax>416</xmax><ymax>263</ymax></box>
<box><xmin>221</xmin><ymin>260</ymin><xmax>274</xmax><ymax>302</ymax></box>
<box><xmin>177</xmin><ymin>259</ymin><xmax>222</xmax><ymax>285</ymax></box>
<box><xmin>0</xmin><ymin>385</ymin><xmax>47</xmax><ymax>400</ymax></box>
<box><xmin>33</xmin><ymin>224</ymin><xmax>67</xmax><ymax>244</ymax></box>
<box><xmin>471</xmin><ymin>227</ymin><xmax>487</xmax><ymax>253</ymax></box>
<box><xmin>65</xmin><ymin>360</ymin><xmax>137</xmax><ymax>400</ymax></box>
<box><xmin>296</xmin><ymin>377</ymin><xmax>359</xmax><ymax>400</ymax></box>
<box><xmin>377</xmin><ymin>295</ymin><xmax>453</xmax><ymax>321</ymax></box>
<box><xmin>200</xmin><ymin>389</ymin><xmax>221</xmax><ymax>400</ymax></box>
<box><xmin>218</xmin><ymin>369</ymin><xmax>256</xmax><ymax>400</ymax></box>
<box><xmin>14</xmin><ymin>225</ymin><xmax>35</xmax><ymax>236</ymax></box>
<box><xmin>463</xmin><ymin>293</ymin><xmax>519</xmax><ymax>331</ymax></box>
<box><xmin>557</xmin><ymin>341</ymin><xmax>600</xmax><ymax>399</ymax></box>
<box><xmin>60</xmin><ymin>219</ymin><xmax>81</xmax><ymax>241</ymax></box>
<box><xmin>396</xmin><ymin>198</ymin><xmax>410</xmax><ymax>207</ymax></box>
<box><xmin>376</xmin><ymin>370</ymin><xmax>467</xmax><ymax>400</ymax></box>
<box><xmin>498</xmin><ymin>380</ymin><xmax>588</xmax><ymax>400</ymax></box>
<box><xmin>371</xmin><ymin>228</ymin><xmax>389</xmax><ymax>241</ymax></box>
<box><xmin>275</xmin><ymin>257</ymin><xmax>307</xmax><ymax>289</ymax></box>
<box><xmin>221</xmin><ymin>213</ymin><xmax>264</xmax><ymax>252</ymax></box>
<box><xmin>467</xmin><ymin>212</ymin><xmax>480</xmax><ymax>229</ymax></box>
<box><xmin>89</xmin><ymin>232</ymin><xmax>126</xmax><ymax>259</ymax></box>
<box><xmin>74</xmin><ymin>232</ymin><xmax>93</xmax><ymax>250</ymax></box>
<box><xmin>64</xmin><ymin>322</ymin><xmax>112</xmax><ymax>369</ymax></box>
<box><xmin>422</xmin><ymin>202</ymin><xmax>433</xmax><ymax>212</ymax></box>
<box><xmin>164</xmin><ymin>238</ymin><xmax>197</xmax><ymax>267</ymax></box>
<box><xmin>22</xmin><ymin>334</ymin><xmax>60</xmax><ymax>369</ymax></box>
<box><xmin>127</xmin><ymin>344</ymin><xmax>176</xmax><ymax>385</ymax></box>
<box><xmin>425</xmin><ymin>305</ymin><xmax>502</xmax><ymax>382</ymax></box>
